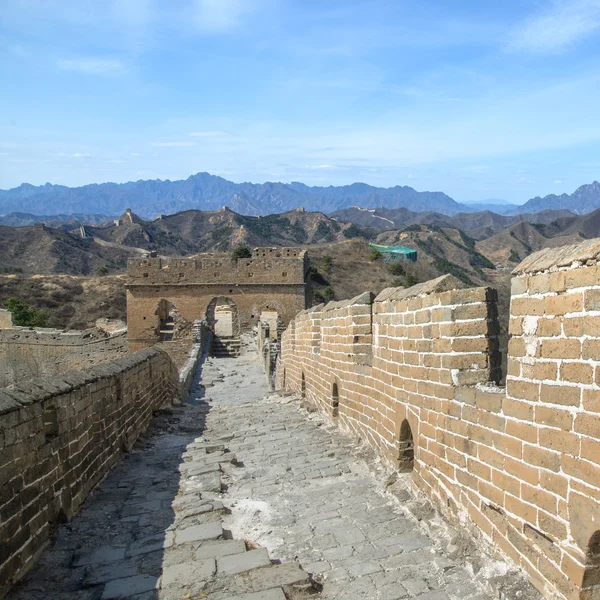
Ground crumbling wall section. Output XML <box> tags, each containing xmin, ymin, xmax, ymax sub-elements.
<box><xmin>0</xmin><ymin>348</ymin><xmax>179</xmax><ymax>597</ymax></box>
<box><xmin>277</xmin><ymin>241</ymin><xmax>600</xmax><ymax>600</ymax></box>
<box><xmin>0</xmin><ymin>328</ymin><xmax>128</xmax><ymax>387</ymax></box>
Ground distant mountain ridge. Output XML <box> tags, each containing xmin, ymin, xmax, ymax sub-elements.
<box><xmin>0</xmin><ymin>172</ymin><xmax>467</xmax><ymax>218</ymax></box>
<box><xmin>2</xmin><ymin>173</ymin><xmax>600</xmax><ymax>218</ymax></box>
<box><xmin>515</xmin><ymin>181</ymin><xmax>600</xmax><ymax>215</ymax></box>
<box><xmin>331</xmin><ymin>206</ymin><xmax>575</xmax><ymax>239</ymax></box>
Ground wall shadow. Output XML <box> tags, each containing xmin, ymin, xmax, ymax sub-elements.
<box><xmin>5</xmin><ymin>353</ymin><xmax>213</xmax><ymax>600</ymax></box>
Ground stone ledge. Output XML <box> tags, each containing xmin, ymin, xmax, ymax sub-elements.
<box><xmin>375</xmin><ymin>274</ymin><xmax>466</xmax><ymax>303</ymax></box>
<box><xmin>0</xmin><ymin>346</ymin><xmax>166</xmax><ymax>412</ymax></box>
<box><xmin>513</xmin><ymin>237</ymin><xmax>600</xmax><ymax>275</ymax></box>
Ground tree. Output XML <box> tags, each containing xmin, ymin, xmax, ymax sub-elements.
<box><xmin>369</xmin><ymin>248</ymin><xmax>382</xmax><ymax>261</ymax></box>
<box><xmin>322</xmin><ymin>255</ymin><xmax>333</xmax><ymax>271</ymax></box>
<box><xmin>232</xmin><ymin>244</ymin><xmax>252</xmax><ymax>259</ymax></box>
<box><xmin>96</xmin><ymin>266</ymin><xmax>109</xmax><ymax>276</ymax></box>
<box><xmin>387</xmin><ymin>262</ymin><xmax>405</xmax><ymax>276</ymax></box>
<box><xmin>2</xmin><ymin>298</ymin><xmax>49</xmax><ymax>327</ymax></box>
<box><xmin>323</xmin><ymin>286</ymin><xmax>335</xmax><ymax>301</ymax></box>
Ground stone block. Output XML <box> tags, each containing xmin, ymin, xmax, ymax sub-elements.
<box><xmin>101</xmin><ymin>574</ymin><xmax>159</xmax><ymax>599</ymax></box>
<box><xmin>217</xmin><ymin>548</ymin><xmax>271</xmax><ymax>576</ymax></box>
<box><xmin>174</xmin><ymin>522</ymin><xmax>223</xmax><ymax>544</ymax></box>
<box><xmin>160</xmin><ymin>558</ymin><xmax>216</xmax><ymax>587</ymax></box>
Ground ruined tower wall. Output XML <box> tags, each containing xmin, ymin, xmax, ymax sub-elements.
<box><xmin>0</xmin><ymin>328</ymin><xmax>128</xmax><ymax>387</ymax></box>
<box><xmin>127</xmin><ymin>285</ymin><xmax>305</xmax><ymax>352</ymax></box>
<box><xmin>0</xmin><ymin>348</ymin><xmax>179</xmax><ymax>596</ymax></box>
<box><xmin>277</xmin><ymin>250</ymin><xmax>600</xmax><ymax>600</ymax></box>
<box><xmin>126</xmin><ymin>248</ymin><xmax>309</xmax><ymax>351</ymax></box>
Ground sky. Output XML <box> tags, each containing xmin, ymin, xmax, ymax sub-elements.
<box><xmin>1</xmin><ymin>0</ymin><xmax>600</xmax><ymax>204</ymax></box>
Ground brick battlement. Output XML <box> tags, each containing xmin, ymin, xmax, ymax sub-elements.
<box><xmin>277</xmin><ymin>239</ymin><xmax>600</xmax><ymax>600</ymax></box>
<box><xmin>127</xmin><ymin>248</ymin><xmax>308</xmax><ymax>286</ymax></box>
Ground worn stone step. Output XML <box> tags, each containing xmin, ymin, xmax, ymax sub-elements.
<box><xmin>160</xmin><ymin>557</ymin><xmax>216</xmax><ymax>589</ymax></box>
<box><xmin>228</xmin><ymin>562</ymin><xmax>311</xmax><ymax>594</ymax></box>
<box><xmin>195</xmin><ymin>540</ymin><xmax>247</xmax><ymax>560</ymax></box>
<box><xmin>217</xmin><ymin>548</ymin><xmax>271</xmax><ymax>577</ymax></box>
<box><xmin>174</xmin><ymin>521</ymin><xmax>224</xmax><ymax>545</ymax></box>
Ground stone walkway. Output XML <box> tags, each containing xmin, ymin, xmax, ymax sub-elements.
<box><xmin>6</xmin><ymin>341</ymin><xmax>537</xmax><ymax>600</ymax></box>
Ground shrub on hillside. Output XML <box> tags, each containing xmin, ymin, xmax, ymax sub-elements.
<box><xmin>2</xmin><ymin>298</ymin><xmax>49</xmax><ymax>327</ymax></box>
<box><xmin>323</xmin><ymin>286</ymin><xmax>335</xmax><ymax>301</ymax></box>
<box><xmin>232</xmin><ymin>244</ymin><xmax>252</xmax><ymax>259</ymax></box>
<box><xmin>387</xmin><ymin>262</ymin><xmax>405</xmax><ymax>276</ymax></box>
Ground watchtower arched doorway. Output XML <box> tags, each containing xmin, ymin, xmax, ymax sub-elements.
<box><xmin>332</xmin><ymin>382</ymin><xmax>340</xmax><ymax>417</ymax></box>
<box><xmin>206</xmin><ymin>297</ymin><xmax>241</xmax><ymax>357</ymax></box>
<box><xmin>259</xmin><ymin>308</ymin><xmax>282</xmax><ymax>340</ymax></box>
<box><xmin>397</xmin><ymin>419</ymin><xmax>414</xmax><ymax>472</ymax></box>
<box><xmin>156</xmin><ymin>299</ymin><xmax>190</xmax><ymax>341</ymax></box>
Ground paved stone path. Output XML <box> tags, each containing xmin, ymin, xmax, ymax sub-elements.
<box><xmin>6</xmin><ymin>341</ymin><xmax>536</xmax><ymax>600</ymax></box>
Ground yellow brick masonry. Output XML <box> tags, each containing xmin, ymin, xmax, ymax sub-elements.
<box><xmin>277</xmin><ymin>239</ymin><xmax>600</xmax><ymax>600</ymax></box>
<box><xmin>0</xmin><ymin>348</ymin><xmax>179</xmax><ymax>597</ymax></box>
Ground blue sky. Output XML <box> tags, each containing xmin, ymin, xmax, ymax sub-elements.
<box><xmin>1</xmin><ymin>0</ymin><xmax>600</xmax><ymax>204</ymax></box>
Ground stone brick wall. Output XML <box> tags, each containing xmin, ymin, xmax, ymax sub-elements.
<box><xmin>277</xmin><ymin>240</ymin><xmax>600</xmax><ymax>600</ymax></box>
<box><xmin>0</xmin><ymin>347</ymin><xmax>179</xmax><ymax>597</ymax></box>
<box><xmin>126</xmin><ymin>248</ymin><xmax>309</xmax><ymax>351</ymax></box>
<box><xmin>0</xmin><ymin>327</ymin><xmax>128</xmax><ymax>387</ymax></box>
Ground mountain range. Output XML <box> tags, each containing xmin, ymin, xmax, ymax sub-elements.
<box><xmin>0</xmin><ymin>173</ymin><xmax>468</xmax><ymax>218</ymax></box>
<box><xmin>3</xmin><ymin>172</ymin><xmax>598</xmax><ymax>219</ymax></box>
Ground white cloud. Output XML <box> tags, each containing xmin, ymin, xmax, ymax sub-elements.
<box><xmin>57</xmin><ymin>152</ymin><xmax>92</xmax><ymax>157</ymax></box>
<box><xmin>193</xmin><ymin>0</ymin><xmax>253</xmax><ymax>32</ymax></box>
<box><xmin>304</xmin><ymin>164</ymin><xmax>336</xmax><ymax>170</ymax></box>
<box><xmin>462</xmin><ymin>165</ymin><xmax>489</xmax><ymax>173</ymax></box>
<box><xmin>509</xmin><ymin>0</ymin><xmax>600</xmax><ymax>53</ymax></box>
<box><xmin>151</xmin><ymin>141</ymin><xmax>197</xmax><ymax>147</ymax></box>
<box><xmin>106</xmin><ymin>159</ymin><xmax>127</xmax><ymax>163</ymax></box>
<box><xmin>188</xmin><ymin>131</ymin><xmax>231</xmax><ymax>137</ymax></box>
<box><xmin>57</xmin><ymin>58</ymin><xmax>125</xmax><ymax>75</ymax></box>
<box><xmin>554</xmin><ymin>179</ymin><xmax>564</xmax><ymax>183</ymax></box>
<box><xmin>130</xmin><ymin>152</ymin><xmax>142</xmax><ymax>156</ymax></box>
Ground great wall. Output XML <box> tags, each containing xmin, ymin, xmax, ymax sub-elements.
<box><xmin>2</xmin><ymin>241</ymin><xmax>600</xmax><ymax>599</ymax></box>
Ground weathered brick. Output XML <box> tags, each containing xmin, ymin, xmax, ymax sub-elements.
<box><xmin>560</xmin><ymin>362</ymin><xmax>594</xmax><ymax>384</ymax></box>
<box><xmin>540</xmin><ymin>384</ymin><xmax>581</xmax><ymax>407</ymax></box>
<box><xmin>507</xmin><ymin>379</ymin><xmax>539</xmax><ymax>402</ymax></box>
<box><xmin>544</xmin><ymin>293</ymin><xmax>583</xmax><ymax>316</ymax></box>
<box><xmin>536</xmin><ymin>318</ymin><xmax>562</xmax><ymax>337</ymax></box>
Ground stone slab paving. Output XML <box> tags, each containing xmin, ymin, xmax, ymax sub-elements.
<box><xmin>197</xmin><ymin>343</ymin><xmax>539</xmax><ymax>600</ymax></box>
<box><xmin>5</xmin><ymin>339</ymin><xmax>538</xmax><ymax>600</ymax></box>
<box><xmin>5</xmin><ymin>347</ymin><xmax>313</xmax><ymax>600</ymax></box>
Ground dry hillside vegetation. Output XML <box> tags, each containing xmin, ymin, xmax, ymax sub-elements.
<box><xmin>0</xmin><ymin>275</ymin><xmax>126</xmax><ymax>330</ymax></box>
<box><xmin>0</xmin><ymin>226</ymin><xmax>134</xmax><ymax>275</ymax></box>
<box><xmin>375</xmin><ymin>225</ymin><xmax>495</xmax><ymax>287</ymax></box>
<box><xmin>88</xmin><ymin>209</ymin><xmax>354</xmax><ymax>255</ymax></box>
<box><xmin>476</xmin><ymin>221</ymin><xmax>583</xmax><ymax>266</ymax></box>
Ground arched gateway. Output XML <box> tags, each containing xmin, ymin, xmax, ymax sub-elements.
<box><xmin>126</xmin><ymin>247</ymin><xmax>310</xmax><ymax>352</ymax></box>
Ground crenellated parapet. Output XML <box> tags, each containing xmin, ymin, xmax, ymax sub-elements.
<box><xmin>276</xmin><ymin>238</ymin><xmax>600</xmax><ymax>600</ymax></box>
<box><xmin>127</xmin><ymin>248</ymin><xmax>308</xmax><ymax>286</ymax></box>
